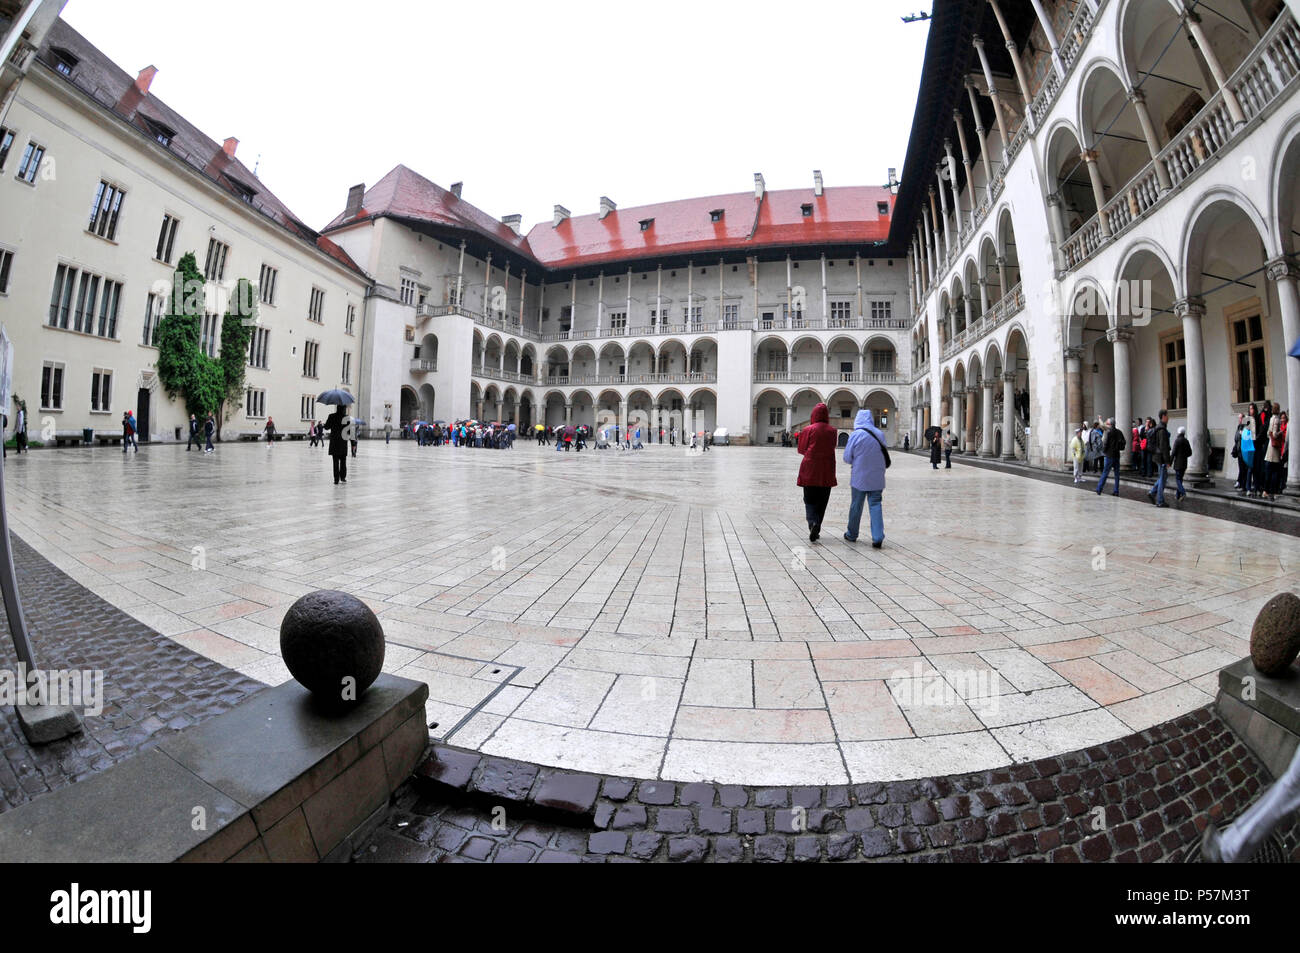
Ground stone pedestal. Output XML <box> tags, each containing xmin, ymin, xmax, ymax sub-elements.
<box><xmin>1215</xmin><ymin>657</ymin><xmax>1300</xmax><ymax>780</ymax></box>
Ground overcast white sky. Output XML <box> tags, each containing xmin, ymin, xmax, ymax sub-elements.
<box><xmin>62</xmin><ymin>0</ymin><xmax>932</xmax><ymax>232</ymax></box>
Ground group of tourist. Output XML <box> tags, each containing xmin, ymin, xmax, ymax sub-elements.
<box><xmin>1232</xmin><ymin>401</ymin><xmax>1289</xmax><ymax>499</ymax></box>
<box><xmin>795</xmin><ymin>402</ymin><xmax>889</xmax><ymax>548</ymax></box>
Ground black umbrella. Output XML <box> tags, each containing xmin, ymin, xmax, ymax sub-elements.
<box><xmin>924</xmin><ymin>425</ymin><xmax>942</xmax><ymax>442</ymax></box>
<box><xmin>317</xmin><ymin>389</ymin><xmax>355</xmax><ymax>405</ymax></box>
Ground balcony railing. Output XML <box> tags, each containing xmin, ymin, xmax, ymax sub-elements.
<box><xmin>939</xmin><ymin>283</ymin><xmax>1024</xmax><ymax>360</ymax></box>
<box><xmin>1061</xmin><ymin>9</ymin><xmax>1298</xmax><ymax>272</ymax></box>
<box><xmin>537</xmin><ymin>372</ymin><xmax>717</xmax><ymax>388</ymax></box>
<box><xmin>753</xmin><ymin>371</ymin><xmax>902</xmax><ymax>385</ymax></box>
<box><xmin>409</xmin><ymin>359</ymin><xmax>436</xmax><ymax>373</ymax></box>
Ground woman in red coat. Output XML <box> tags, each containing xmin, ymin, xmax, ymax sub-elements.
<box><xmin>797</xmin><ymin>402</ymin><xmax>838</xmax><ymax>543</ymax></box>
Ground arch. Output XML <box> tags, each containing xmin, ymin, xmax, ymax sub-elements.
<box><xmin>1110</xmin><ymin>237</ymin><xmax>1180</xmax><ymax>309</ymax></box>
<box><xmin>1270</xmin><ymin>114</ymin><xmax>1300</xmax><ymax>258</ymax></box>
<box><xmin>1180</xmin><ymin>188</ymin><xmax>1275</xmax><ymax>298</ymax></box>
<box><xmin>788</xmin><ymin>334</ymin><xmax>825</xmax><ymax>356</ymax></box>
<box><xmin>1076</xmin><ymin>57</ymin><xmax>1148</xmax><ymax>193</ymax></box>
<box><xmin>400</xmin><ymin>385</ymin><xmax>420</xmax><ymax>425</ymax></box>
<box><xmin>1044</xmin><ymin>121</ymin><xmax>1095</xmax><ymax>236</ymax></box>
<box><xmin>1064</xmin><ymin>273</ymin><xmax>1112</xmax><ymax>346</ymax></box>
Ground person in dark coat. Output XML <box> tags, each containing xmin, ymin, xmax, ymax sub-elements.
<box><xmin>1171</xmin><ymin>425</ymin><xmax>1192</xmax><ymax>502</ymax></box>
<box><xmin>1094</xmin><ymin>417</ymin><xmax>1125</xmax><ymax>495</ymax></box>
<box><xmin>1146</xmin><ymin>409</ymin><xmax>1172</xmax><ymax>507</ymax></box>
<box><xmin>929</xmin><ymin>429</ymin><xmax>942</xmax><ymax>469</ymax></box>
<box><xmin>186</xmin><ymin>413</ymin><xmax>200</xmax><ymax>451</ymax></box>
<box><xmin>326</xmin><ymin>407</ymin><xmax>349</xmax><ymax>484</ymax></box>
<box><xmin>203</xmin><ymin>413</ymin><xmax>215</xmax><ymax>453</ymax></box>
<box><xmin>796</xmin><ymin>402</ymin><xmax>838</xmax><ymax>543</ymax></box>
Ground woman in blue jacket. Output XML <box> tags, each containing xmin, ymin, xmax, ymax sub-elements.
<box><xmin>842</xmin><ymin>409</ymin><xmax>888</xmax><ymax>548</ymax></box>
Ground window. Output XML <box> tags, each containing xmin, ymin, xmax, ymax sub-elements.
<box><xmin>0</xmin><ymin>127</ymin><xmax>14</xmax><ymax>172</ymax></box>
<box><xmin>259</xmin><ymin>263</ymin><xmax>278</xmax><ymax>305</ymax></box>
<box><xmin>341</xmin><ymin>351</ymin><xmax>352</xmax><ymax>384</ymax></box>
<box><xmin>88</xmin><ymin>180</ymin><xmax>127</xmax><ymax>240</ymax></box>
<box><xmin>142</xmin><ymin>291</ymin><xmax>165</xmax><ymax>346</ymax></box>
<box><xmin>445</xmin><ymin>277</ymin><xmax>463</xmax><ymax>308</ymax></box>
<box><xmin>609</xmin><ymin>311</ymin><xmax>627</xmax><ymax>333</ymax></box>
<box><xmin>16</xmin><ymin>142</ymin><xmax>44</xmax><ymax>183</ymax></box>
<box><xmin>683</xmin><ymin>305</ymin><xmax>702</xmax><ymax>327</ymax></box>
<box><xmin>345</xmin><ymin>304</ymin><xmax>356</xmax><ymax>335</ymax></box>
<box><xmin>782</xmin><ymin>303</ymin><xmax>804</xmax><ymax>325</ymax></box>
<box><xmin>228</xmin><ymin>178</ymin><xmax>257</xmax><ymax>204</ymax></box>
<box><xmin>1161</xmin><ymin>331</ymin><xmax>1187</xmax><ymax>411</ymax></box>
<box><xmin>90</xmin><ymin>368</ymin><xmax>112</xmax><ymax>412</ymax></box>
<box><xmin>50</xmin><ymin>48</ymin><xmax>78</xmax><ymax>76</ymax></box>
<box><xmin>0</xmin><ymin>248</ymin><xmax>12</xmax><ymax>294</ymax></box>
<box><xmin>709</xmin><ymin>209</ymin><xmax>723</xmax><ymax>222</ymax></box>
<box><xmin>302</xmin><ymin>340</ymin><xmax>319</xmax><ymax>378</ymax></box>
<box><xmin>155</xmin><ymin>213</ymin><xmax>179</xmax><ymax>263</ymax></box>
<box><xmin>877</xmin><ymin>201</ymin><xmax>889</xmax><ymax>215</ymax></box>
<box><xmin>870</xmin><ymin>300</ymin><xmax>893</xmax><ymax>321</ymax></box>
<box><xmin>830</xmin><ymin>301</ymin><xmax>853</xmax><ymax>325</ymax></box>
<box><xmin>1227</xmin><ymin>305</ymin><xmax>1267</xmax><ymax>405</ymax></box>
<box><xmin>47</xmin><ymin>264</ymin><xmax>120</xmax><ymax>338</ymax></box>
<box><xmin>201</xmin><ymin>312</ymin><xmax>221</xmax><ymax>357</ymax></box>
<box><xmin>308</xmin><ymin>287</ymin><xmax>324</xmax><ymax>323</ymax></box>
<box><xmin>204</xmin><ymin>238</ymin><xmax>229</xmax><ymax>281</ymax></box>
<box><xmin>690</xmin><ymin>350</ymin><xmax>703</xmax><ymax>374</ymax></box>
<box><xmin>400</xmin><ymin>277</ymin><xmax>417</xmax><ymax>306</ymax></box>
<box><xmin>41</xmin><ymin>362</ymin><xmax>64</xmax><ymax>410</ymax></box>
<box><xmin>245</xmin><ymin>388</ymin><xmax>266</xmax><ymax>418</ymax></box>
<box><xmin>300</xmin><ymin>395</ymin><xmax>316</xmax><ymax>421</ymax></box>
<box><xmin>723</xmin><ymin>302</ymin><xmax>739</xmax><ymax>326</ymax></box>
<box><xmin>639</xmin><ymin>218</ymin><xmax>654</xmax><ymax>231</ymax></box>
<box><xmin>871</xmin><ymin>350</ymin><xmax>894</xmax><ymax>374</ymax></box>
<box><xmin>801</xmin><ymin>204</ymin><xmax>813</xmax><ymax>217</ymax></box>
<box><xmin>248</xmin><ymin>327</ymin><xmax>270</xmax><ymax>369</ymax></box>
<box><xmin>769</xmin><ymin>406</ymin><xmax>784</xmax><ymax>426</ymax></box>
<box><xmin>404</xmin><ymin>325</ymin><xmax>415</xmax><ymax>342</ymax></box>
<box><xmin>142</xmin><ymin>117</ymin><xmax>175</xmax><ymax>147</ymax></box>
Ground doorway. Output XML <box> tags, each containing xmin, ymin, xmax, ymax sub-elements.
<box><xmin>136</xmin><ymin>388</ymin><xmax>151</xmax><ymax>442</ymax></box>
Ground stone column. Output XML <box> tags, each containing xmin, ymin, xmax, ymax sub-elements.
<box><xmin>966</xmin><ymin>83</ymin><xmax>995</xmax><ymax>187</ymax></box>
<box><xmin>654</xmin><ymin>404</ymin><xmax>663</xmax><ymax>443</ymax></box>
<box><xmin>944</xmin><ymin>139</ymin><xmax>962</xmax><ymax>235</ymax></box>
<box><xmin>964</xmin><ymin>385</ymin><xmax>978</xmax><ymax>451</ymax></box>
<box><xmin>456</xmin><ymin>240</ymin><xmax>466</xmax><ymax>308</ymax></box>
<box><xmin>935</xmin><ymin>170</ymin><xmax>953</xmax><ymax>259</ymax></box>
<box><xmin>564</xmin><ymin>401</ymin><xmax>572</xmax><ymax>427</ymax></box>
<box><xmin>962</xmin><ymin>295</ymin><xmax>973</xmax><ymax>335</ymax></box>
<box><xmin>1045</xmin><ymin>193</ymin><xmax>1068</xmax><ymax>271</ymax></box>
<box><xmin>922</xmin><ymin>204</ymin><xmax>938</xmax><ymax>282</ymax></box>
<box><xmin>1002</xmin><ymin>371</ymin><xmax>1016</xmax><ymax>460</ymax></box>
<box><xmin>1081</xmin><ymin>150</ymin><xmax>1111</xmax><ymax>237</ymax></box>
<box><xmin>597</xmin><ymin>270</ymin><xmax>604</xmax><ymax>334</ymax></box>
<box><xmin>951</xmin><ymin>388</ymin><xmax>964</xmax><ymax>451</ymax></box>
<box><xmin>989</xmin><ymin>0</ymin><xmax>1035</xmax><ymax>122</ymax></box>
<box><xmin>1065</xmin><ymin>346</ymin><xmax>1084</xmax><ymax>434</ymax></box>
<box><xmin>953</xmin><ymin>111</ymin><xmax>976</xmax><ymax>230</ymax></box>
<box><xmin>820</xmin><ymin>253</ymin><xmax>828</xmax><ymax>323</ymax></box>
<box><xmin>981</xmin><ymin>379</ymin><xmax>995</xmax><ymax>456</ymax></box>
<box><xmin>1028</xmin><ymin>0</ymin><xmax>1065</xmax><ymax>78</ymax></box>
<box><xmin>995</xmin><ymin>256</ymin><xmax>1009</xmax><ymax>301</ymax></box>
<box><xmin>1267</xmin><ymin>257</ymin><xmax>1300</xmax><ymax>492</ymax></box>
<box><xmin>1128</xmin><ymin>88</ymin><xmax>1172</xmax><ymax>192</ymax></box>
<box><xmin>972</xmin><ymin>37</ymin><xmax>1012</xmax><ymax>164</ymax></box>
<box><xmin>1108</xmin><ymin>326</ymin><xmax>1134</xmax><ymax>468</ymax></box>
<box><xmin>1179</xmin><ymin>1</ymin><xmax>1247</xmax><ymax>125</ymax></box>
<box><xmin>1175</xmin><ymin>296</ymin><xmax>1211</xmax><ymax>483</ymax></box>
<box><xmin>928</xmin><ymin>188</ymin><xmax>943</xmax><ymax>270</ymax></box>
<box><xmin>978</xmin><ymin>269</ymin><xmax>990</xmax><ymax>316</ymax></box>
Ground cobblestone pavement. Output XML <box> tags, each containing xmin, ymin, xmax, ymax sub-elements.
<box><xmin>0</xmin><ymin>534</ymin><xmax>264</xmax><ymax>813</ymax></box>
<box><xmin>356</xmin><ymin>707</ymin><xmax>1300</xmax><ymax>862</ymax></box>
<box><xmin>7</xmin><ymin>441</ymin><xmax>1299</xmax><ymax>783</ymax></box>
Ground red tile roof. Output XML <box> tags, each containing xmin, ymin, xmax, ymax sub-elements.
<box><xmin>324</xmin><ymin>165</ymin><xmax>895</xmax><ymax>273</ymax></box>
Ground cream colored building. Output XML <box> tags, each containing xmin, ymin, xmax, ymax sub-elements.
<box><xmin>0</xmin><ymin>17</ymin><xmax>368</xmax><ymax>443</ymax></box>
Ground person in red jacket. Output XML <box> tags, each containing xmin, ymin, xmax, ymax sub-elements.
<box><xmin>796</xmin><ymin>402</ymin><xmax>838</xmax><ymax>543</ymax></box>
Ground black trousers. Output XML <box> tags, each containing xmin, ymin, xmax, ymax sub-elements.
<box><xmin>803</xmin><ymin>486</ymin><xmax>832</xmax><ymax>527</ymax></box>
<box><xmin>332</xmin><ymin>454</ymin><xmax>347</xmax><ymax>483</ymax></box>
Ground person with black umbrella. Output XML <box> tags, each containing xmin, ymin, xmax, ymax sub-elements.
<box><xmin>318</xmin><ymin>390</ymin><xmax>354</xmax><ymax>485</ymax></box>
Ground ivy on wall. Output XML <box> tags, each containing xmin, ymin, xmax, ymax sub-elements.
<box><xmin>154</xmin><ymin>251</ymin><xmax>256</xmax><ymax>436</ymax></box>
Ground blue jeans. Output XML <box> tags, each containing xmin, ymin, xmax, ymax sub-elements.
<box><xmin>1095</xmin><ymin>457</ymin><xmax>1119</xmax><ymax>494</ymax></box>
<box><xmin>1174</xmin><ymin>469</ymin><xmax>1186</xmax><ymax>498</ymax></box>
<box><xmin>846</xmin><ymin>488</ymin><xmax>883</xmax><ymax>543</ymax></box>
<box><xmin>1148</xmin><ymin>463</ymin><xmax>1168</xmax><ymax>504</ymax></box>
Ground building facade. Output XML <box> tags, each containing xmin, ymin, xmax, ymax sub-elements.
<box><xmin>0</xmin><ymin>15</ymin><xmax>369</xmax><ymax>444</ymax></box>
<box><xmin>897</xmin><ymin>0</ymin><xmax>1300</xmax><ymax>490</ymax></box>
<box><xmin>323</xmin><ymin>168</ymin><xmax>913</xmax><ymax>446</ymax></box>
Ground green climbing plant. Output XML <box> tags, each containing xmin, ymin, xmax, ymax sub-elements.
<box><xmin>154</xmin><ymin>252</ymin><xmax>257</xmax><ymax>438</ymax></box>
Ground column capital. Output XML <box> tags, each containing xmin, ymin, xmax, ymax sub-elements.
<box><xmin>1266</xmin><ymin>256</ymin><xmax>1300</xmax><ymax>282</ymax></box>
<box><xmin>995</xmin><ymin>255</ymin><xmax>1007</xmax><ymax>267</ymax></box>
<box><xmin>1046</xmin><ymin>191</ymin><xmax>1063</xmax><ymax>207</ymax></box>
<box><xmin>972</xmin><ymin>34</ymin><xmax>985</xmax><ymax>49</ymax></box>
<box><xmin>982</xmin><ymin>377</ymin><xmax>996</xmax><ymax>390</ymax></box>
<box><xmin>944</xmin><ymin>137</ymin><xmax>954</xmax><ymax>152</ymax></box>
<box><xmin>1064</xmin><ymin>346</ymin><xmax>1085</xmax><ymax>361</ymax></box>
<box><xmin>1005</xmin><ymin>39</ymin><xmax>1018</xmax><ymax>55</ymax></box>
<box><xmin>1106</xmin><ymin>326</ymin><xmax>1135</xmax><ymax>343</ymax></box>
<box><xmin>1174</xmin><ymin>296</ymin><xmax>1207</xmax><ymax>319</ymax></box>
<box><xmin>952</xmin><ymin>386</ymin><xmax>966</xmax><ymax>398</ymax></box>
<box><xmin>928</xmin><ymin>184</ymin><xmax>936</xmax><ymax>196</ymax></box>
<box><xmin>1002</xmin><ymin>371</ymin><xmax>1017</xmax><ymax>382</ymax></box>
<box><xmin>1126</xmin><ymin>86</ymin><xmax>1146</xmax><ymax>105</ymax></box>
<box><xmin>1079</xmin><ymin>148</ymin><xmax>1100</xmax><ymax>164</ymax></box>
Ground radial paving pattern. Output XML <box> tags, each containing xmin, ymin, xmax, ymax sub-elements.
<box><xmin>6</xmin><ymin>440</ymin><xmax>1296</xmax><ymax>784</ymax></box>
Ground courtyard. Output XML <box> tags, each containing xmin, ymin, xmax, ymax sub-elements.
<box><xmin>5</xmin><ymin>439</ymin><xmax>1295</xmax><ymax>787</ymax></box>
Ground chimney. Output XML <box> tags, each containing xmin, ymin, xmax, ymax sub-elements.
<box><xmin>754</xmin><ymin>172</ymin><xmax>765</xmax><ymax>200</ymax></box>
<box><xmin>345</xmin><ymin>183</ymin><xmax>365</xmax><ymax>218</ymax></box>
<box><xmin>502</xmin><ymin>214</ymin><xmax>522</xmax><ymax>235</ymax></box>
<box><xmin>598</xmin><ymin>196</ymin><xmax>616</xmax><ymax>219</ymax></box>
<box><xmin>450</xmin><ymin>182</ymin><xmax>463</xmax><ymax>199</ymax></box>
<box><xmin>222</xmin><ymin>137</ymin><xmax>239</xmax><ymax>158</ymax></box>
<box><xmin>888</xmin><ymin>167</ymin><xmax>899</xmax><ymax>192</ymax></box>
<box><xmin>135</xmin><ymin>65</ymin><xmax>157</xmax><ymax>95</ymax></box>
<box><xmin>553</xmin><ymin>204</ymin><xmax>571</xmax><ymax>227</ymax></box>
<box><xmin>813</xmin><ymin>170</ymin><xmax>823</xmax><ymax>197</ymax></box>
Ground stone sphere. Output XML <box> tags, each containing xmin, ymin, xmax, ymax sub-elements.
<box><xmin>280</xmin><ymin>590</ymin><xmax>385</xmax><ymax>705</ymax></box>
<box><xmin>1250</xmin><ymin>592</ymin><xmax>1300</xmax><ymax>677</ymax></box>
